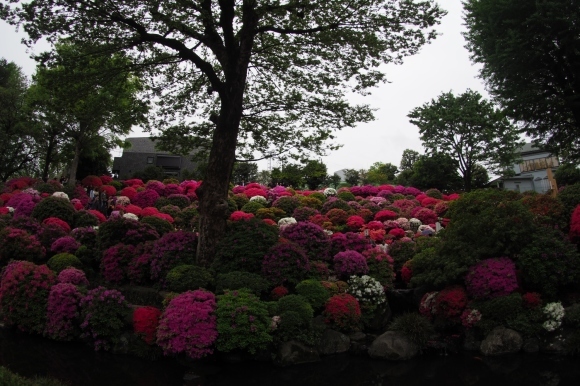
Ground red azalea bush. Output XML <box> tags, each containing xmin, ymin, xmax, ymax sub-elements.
<box><xmin>270</xmin><ymin>285</ymin><xmax>289</xmax><ymax>300</ymax></box>
<box><xmin>333</xmin><ymin>250</ymin><xmax>369</xmax><ymax>279</ymax></box>
<box><xmin>325</xmin><ymin>208</ymin><xmax>350</xmax><ymax>226</ymax></box>
<box><xmin>124</xmin><ymin>204</ymin><xmax>143</xmax><ymax>216</ymax></box>
<box><xmin>411</xmin><ymin>207</ymin><xmax>438</xmax><ymax>225</ymax></box>
<box><xmin>465</xmin><ymin>257</ymin><xmax>518</xmax><ymax>300</ymax></box>
<box><xmin>0</xmin><ymin>260</ymin><xmax>56</xmax><ymax>334</ymax></box>
<box><xmin>244</xmin><ymin>187</ymin><xmax>268</xmax><ymax>198</ymax></box>
<box><xmin>434</xmin><ymin>285</ymin><xmax>469</xmax><ymax>319</ymax></box>
<box><xmin>346</xmin><ymin>215</ymin><xmax>366</xmax><ymax>231</ymax></box>
<box><xmin>42</xmin><ymin>217</ymin><xmax>71</xmax><ymax>233</ymax></box>
<box><xmin>0</xmin><ymin>227</ymin><xmax>46</xmax><ymax>265</ymax></box>
<box><xmin>45</xmin><ymin>282</ymin><xmax>83</xmax><ymax>341</ymax></box>
<box><xmin>280</xmin><ymin>221</ymin><xmax>330</xmax><ymax>261</ymax></box>
<box><xmin>230</xmin><ymin>210</ymin><xmax>255</xmax><ymax>221</ymax></box>
<box><xmin>87</xmin><ymin>209</ymin><xmax>107</xmax><ymax>223</ymax></box>
<box><xmin>127</xmin><ymin>250</ymin><xmax>155</xmax><ymax>285</ymax></box>
<box><xmin>400</xmin><ymin>261</ymin><xmax>413</xmax><ymax>284</ymax></box>
<box><xmin>388</xmin><ymin>227</ymin><xmax>406</xmax><ymax>239</ymax></box>
<box><xmin>119</xmin><ymin>187</ymin><xmax>138</xmax><ymax>201</ymax></box>
<box><xmin>145</xmin><ymin>180</ymin><xmax>165</xmax><ymax>195</ymax></box>
<box><xmin>323</xmin><ymin>293</ymin><xmax>361</xmax><ymax>332</ymax></box>
<box><xmin>390</xmin><ymin>199</ymin><xmax>419</xmax><ymax>217</ymax></box>
<box><xmin>262</xmin><ymin>242</ymin><xmax>310</xmax><ymax>286</ymax></box>
<box><xmin>81</xmin><ymin>175</ymin><xmax>103</xmax><ymax>188</ymax></box>
<box><xmin>156</xmin><ymin>290</ymin><xmax>218</xmax><ymax>359</ymax></box>
<box><xmin>51</xmin><ymin>236</ymin><xmax>80</xmax><ymax>255</ymax></box>
<box><xmin>100</xmin><ymin>185</ymin><xmax>117</xmax><ymax>197</ymax></box>
<box><xmin>141</xmin><ymin>207</ymin><xmax>160</xmax><ymax>217</ymax></box>
<box><xmin>133</xmin><ymin>306</ymin><xmax>162</xmax><ymax>344</ymax></box>
<box><xmin>374</xmin><ymin>210</ymin><xmax>398</xmax><ymax>222</ymax></box>
<box><xmin>522</xmin><ymin>292</ymin><xmax>542</xmax><ymax>309</ymax></box>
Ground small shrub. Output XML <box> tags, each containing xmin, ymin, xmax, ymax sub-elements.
<box><xmin>97</xmin><ymin>217</ymin><xmax>160</xmax><ymax>251</ymax></box>
<box><xmin>150</xmin><ymin>231</ymin><xmax>198</xmax><ymax>282</ymax></box>
<box><xmin>133</xmin><ymin>306</ymin><xmax>162</xmax><ymax>344</ymax></box>
<box><xmin>58</xmin><ymin>267</ymin><xmax>89</xmax><ymax>286</ymax></box>
<box><xmin>140</xmin><ymin>216</ymin><xmax>174</xmax><ymax>236</ymax></box>
<box><xmin>389</xmin><ymin>313</ymin><xmax>434</xmax><ymax>347</ymax></box>
<box><xmin>100</xmin><ymin>244</ymin><xmax>138</xmax><ymax>284</ymax></box>
<box><xmin>165</xmin><ymin>264</ymin><xmax>213</xmax><ymax>293</ymax></box>
<box><xmin>0</xmin><ymin>227</ymin><xmax>46</xmax><ymax>266</ymax></box>
<box><xmin>280</xmin><ymin>221</ymin><xmax>331</xmax><ymax>261</ymax></box>
<box><xmin>272</xmin><ymin>196</ymin><xmax>302</xmax><ymax>216</ymax></box>
<box><xmin>215</xmin><ymin>271</ymin><xmax>270</xmax><ymax>296</ymax></box>
<box><xmin>262</xmin><ymin>242</ymin><xmax>310</xmax><ymax>286</ymax></box>
<box><xmin>216</xmin><ymin>289</ymin><xmax>272</xmax><ymax>354</ymax></box>
<box><xmin>79</xmin><ymin>287</ymin><xmax>130</xmax><ymax>351</ymax></box>
<box><xmin>333</xmin><ymin>250</ymin><xmax>368</xmax><ymax>279</ymax></box>
<box><xmin>45</xmin><ymin>283</ymin><xmax>83</xmax><ymax>341</ymax></box>
<box><xmin>31</xmin><ymin>196</ymin><xmax>76</xmax><ymax>225</ymax></box>
<box><xmin>241</xmin><ymin>201</ymin><xmax>265</xmax><ymax>215</ymax></box>
<box><xmin>47</xmin><ymin>253</ymin><xmax>83</xmax><ymax>274</ymax></box>
<box><xmin>295</xmin><ymin>279</ymin><xmax>330</xmax><ymax>310</ymax></box>
<box><xmin>465</xmin><ymin>257</ymin><xmax>518</xmax><ymax>300</ymax></box>
<box><xmin>323</xmin><ymin>293</ymin><xmax>361</xmax><ymax>332</ymax></box>
<box><xmin>50</xmin><ymin>236</ymin><xmax>80</xmax><ymax>255</ymax></box>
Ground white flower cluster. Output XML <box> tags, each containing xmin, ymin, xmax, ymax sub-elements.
<box><xmin>22</xmin><ymin>188</ymin><xmax>40</xmax><ymax>196</ymax></box>
<box><xmin>409</xmin><ymin>218</ymin><xmax>422</xmax><ymax>232</ymax></box>
<box><xmin>395</xmin><ymin>217</ymin><xmax>411</xmax><ymax>230</ymax></box>
<box><xmin>7</xmin><ymin>207</ymin><xmax>15</xmax><ymax>213</ymax></box>
<box><xmin>52</xmin><ymin>192</ymin><xmax>70</xmax><ymax>201</ymax></box>
<box><xmin>249</xmin><ymin>195</ymin><xmax>268</xmax><ymax>204</ymax></box>
<box><xmin>347</xmin><ymin>275</ymin><xmax>386</xmax><ymax>306</ymax></box>
<box><xmin>323</xmin><ymin>188</ymin><xmax>337</xmax><ymax>197</ymax></box>
<box><xmin>123</xmin><ymin>213</ymin><xmax>139</xmax><ymax>221</ymax></box>
<box><xmin>543</xmin><ymin>302</ymin><xmax>565</xmax><ymax>332</ymax></box>
<box><xmin>277</xmin><ymin>217</ymin><xmax>297</xmax><ymax>229</ymax></box>
<box><xmin>116</xmin><ymin>196</ymin><xmax>130</xmax><ymax>206</ymax></box>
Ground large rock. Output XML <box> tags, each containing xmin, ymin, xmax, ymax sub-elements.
<box><xmin>480</xmin><ymin>327</ymin><xmax>522</xmax><ymax>356</ymax></box>
<box><xmin>368</xmin><ymin>331</ymin><xmax>419</xmax><ymax>360</ymax></box>
<box><xmin>274</xmin><ymin>340</ymin><xmax>320</xmax><ymax>367</ymax></box>
<box><xmin>318</xmin><ymin>329</ymin><xmax>350</xmax><ymax>355</ymax></box>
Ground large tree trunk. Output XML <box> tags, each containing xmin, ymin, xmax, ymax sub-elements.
<box><xmin>67</xmin><ymin>138</ymin><xmax>81</xmax><ymax>187</ymax></box>
<box><xmin>41</xmin><ymin>135</ymin><xmax>58</xmax><ymax>181</ymax></box>
<box><xmin>196</xmin><ymin>98</ymin><xmax>244</xmax><ymax>266</ymax></box>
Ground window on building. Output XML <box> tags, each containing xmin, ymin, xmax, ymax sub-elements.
<box><xmin>147</xmin><ymin>156</ymin><xmax>154</xmax><ymax>164</ymax></box>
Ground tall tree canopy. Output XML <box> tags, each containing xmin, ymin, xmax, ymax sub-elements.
<box><xmin>364</xmin><ymin>161</ymin><xmax>398</xmax><ymax>185</ymax></box>
<box><xmin>463</xmin><ymin>0</ymin><xmax>580</xmax><ymax>161</ymax></box>
<box><xmin>2</xmin><ymin>0</ymin><xmax>445</xmax><ymax>264</ymax></box>
<box><xmin>408</xmin><ymin>152</ymin><xmax>463</xmax><ymax>192</ymax></box>
<box><xmin>28</xmin><ymin>43</ymin><xmax>149</xmax><ymax>185</ymax></box>
<box><xmin>408</xmin><ymin>89</ymin><xmax>522</xmax><ymax>191</ymax></box>
<box><xmin>0</xmin><ymin>59</ymin><xmax>37</xmax><ymax>181</ymax></box>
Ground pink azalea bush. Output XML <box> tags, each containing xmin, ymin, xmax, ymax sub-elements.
<box><xmin>465</xmin><ymin>257</ymin><xmax>518</xmax><ymax>300</ymax></box>
<box><xmin>156</xmin><ymin>290</ymin><xmax>218</xmax><ymax>359</ymax></box>
<box><xmin>333</xmin><ymin>250</ymin><xmax>369</xmax><ymax>279</ymax></box>
<box><xmin>262</xmin><ymin>242</ymin><xmax>310</xmax><ymax>285</ymax></box>
<box><xmin>150</xmin><ymin>230</ymin><xmax>198</xmax><ymax>281</ymax></box>
<box><xmin>51</xmin><ymin>236</ymin><xmax>80</xmax><ymax>255</ymax></box>
<box><xmin>280</xmin><ymin>221</ymin><xmax>330</xmax><ymax>261</ymax></box>
<box><xmin>45</xmin><ymin>282</ymin><xmax>83</xmax><ymax>340</ymax></box>
<box><xmin>101</xmin><ymin>243</ymin><xmax>139</xmax><ymax>284</ymax></box>
<box><xmin>0</xmin><ymin>227</ymin><xmax>46</xmax><ymax>264</ymax></box>
<box><xmin>58</xmin><ymin>267</ymin><xmax>89</xmax><ymax>286</ymax></box>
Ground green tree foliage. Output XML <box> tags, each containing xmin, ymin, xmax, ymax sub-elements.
<box><xmin>231</xmin><ymin>162</ymin><xmax>258</xmax><ymax>185</ymax></box>
<box><xmin>28</xmin><ymin>42</ymin><xmax>149</xmax><ymax>185</ymax></box>
<box><xmin>408</xmin><ymin>153</ymin><xmax>462</xmax><ymax>192</ymax></box>
<box><xmin>399</xmin><ymin>149</ymin><xmax>421</xmax><ymax>171</ymax></box>
<box><xmin>324</xmin><ymin>173</ymin><xmax>342</xmax><ymax>189</ymax></box>
<box><xmin>3</xmin><ymin>0</ymin><xmax>445</xmax><ymax>264</ymax></box>
<box><xmin>343</xmin><ymin>169</ymin><xmax>361</xmax><ymax>186</ymax></box>
<box><xmin>302</xmin><ymin>159</ymin><xmax>328</xmax><ymax>190</ymax></box>
<box><xmin>463</xmin><ymin>0</ymin><xmax>580</xmax><ymax>161</ymax></box>
<box><xmin>271</xmin><ymin>163</ymin><xmax>304</xmax><ymax>188</ymax></box>
<box><xmin>554</xmin><ymin>163</ymin><xmax>580</xmax><ymax>187</ymax></box>
<box><xmin>365</xmin><ymin>162</ymin><xmax>398</xmax><ymax>185</ymax></box>
<box><xmin>0</xmin><ymin>59</ymin><xmax>37</xmax><ymax>181</ymax></box>
<box><xmin>408</xmin><ymin>89</ymin><xmax>523</xmax><ymax>191</ymax></box>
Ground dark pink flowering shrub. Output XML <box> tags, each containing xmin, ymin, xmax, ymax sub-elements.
<box><xmin>333</xmin><ymin>250</ymin><xmax>368</xmax><ymax>279</ymax></box>
<box><xmin>10</xmin><ymin>216</ymin><xmax>42</xmax><ymax>235</ymax></box>
<box><xmin>132</xmin><ymin>189</ymin><xmax>160</xmax><ymax>208</ymax></box>
<box><xmin>434</xmin><ymin>285</ymin><xmax>468</xmax><ymax>319</ymax></box>
<box><xmin>0</xmin><ymin>260</ymin><xmax>56</xmax><ymax>334</ymax></box>
<box><xmin>388</xmin><ymin>228</ymin><xmax>406</xmax><ymax>239</ymax></box>
<box><xmin>292</xmin><ymin>206</ymin><xmax>320</xmax><ymax>222</ymax></box>
<box><xmin>124</xmin><ymin>178</ymin><xmax>144</xmax><ymax>187</ymax></box>
<box><xmin>330</xmin><ymin>232</ymin><xmax>372</xmax><ymax>256</ymax></box>
<box><xmin>87</xmin><ymin>209</ymin><xmax>107</xmax><ymax>223</ymax></box>
<box><xmin>522</xmin><ymin>292</ymin><xmax>542</xmax><ymax>309</ymax></box>
<box><xmin>164</xmin><ymin>184</ymin><xmax>184</xmax><ymax>196</ymax></box>
<box><xmin>156</xmin><ymin>290</ymin><xmax>218</xmax><ymax>359</ymax></box>
<box><xmin>97</xmin><ymin>217</ymin><xmax>160</xmax><ymax>250</ymax></box>
<box><xmin>51</xmin><ymin>236</ymin><xmax>80</xmax><ymax>255</ymax></box>
<box><xmin>141</xmin><ymin>207</ymin><xmax>160</xmax><ymax>217</ymax></box>
<box><xmin>150</xmin><ymin>231</ymin><xmax>198</xmax><ymax>281</ymax></box>
<box><xmin>346</xmin><ymin>215</ymin><xmax>366</xmax><ymax>231</ymax></box>
<box><xmin>570</xmin><ymin>205</ymin><xmax>580</xmax><ymax>244</ymax></box>
<box><xmin>411</xmin><ymin>207</ymin><xmax>438</xmax><ymax>225</ymax></box>
<box><xmin>101</xmin><ymin>243</ymin><xmax>138</xmax><ymax>284</ymax></box>
<box><xmin>404</xmin><ymin>187</ymin><xmax>421</xmax><ymax>196</ymax></box>
<box><xmin>145</xmin><ymin>180</ymin><xmax>165</xmax><ymax>195</ymax></box>
<box><xmin>465</xmin><ymin>257</ymin><xmax>518</xmax><ymax>300</ymax></box>
<box><xmin>323</xmin><ymin>293</ymin><xmax>361</xmax><ymax>332</ymax></box>
<box><xmin>262</xmin><ymin>242</ymin><xmax>310</xmax><ymax>285</ymax></box>
<box><xmin>58</xmin><ymin>267</ymin><xmax>89</xmax><ymax>286</ymax></box>
<box><xmin>229</xmin><ymin>210</ymin><xmax>255</xmax><ymax>221</ymax></box>
<box><xmin>127</xmin><ymin>250</ymin><xmax>155</xmax><ymax>285</ymax></box>
<box><xmin>280</xmin><ymin>221</ymin><xmax>330</xmax><ymax>261</ymax></box>
<box><xmin>45</xmin><ymin>282</ymin><xmax>83</xmax><ymax>340</ymax></box>
<box><xmin>0</xmin><ymin>227</ymin><xmax>46</xmax><ymax>265</ymax></box>
<box><xmin>434</xmin><ymin>201</ymin><xmax>449</xmax><ymax>216</ymax></box>
<box><xmin>124</xmin><ymin>204</ymin><xmax>143</xmax><ymax>216</ymax></box>
<box><xmin>39</xmin><ymin>223</ymin><xmax>68</xmax><ymax>251</ymax></box>
<box><xmin>79</xmin><ymin>287</ymin><xmax>130</xmax><ymax>351</ymax></box>
<box><xmin>7</xmin><ymin>193</ymin><xmax>39</xmax><ymax>218</ymax></box>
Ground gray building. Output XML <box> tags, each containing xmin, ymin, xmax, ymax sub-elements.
<box><xmin>490</xmin><ymin>143</ymin><xmax>559</xmax><ymax>194</ymax></box>
<box><xmin>112</xmin><ymin>137</ymin><xmax>198</xmax><ymax>180</ymax></box>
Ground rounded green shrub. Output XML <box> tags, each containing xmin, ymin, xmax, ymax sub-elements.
<box><xmin>231</xmin><ymin>193</ymin><xmax>249</xmax><ymax>209</ymax></box>
<box><xmin>389</xmin><ymin>312</ymin><xmax>434</xmax><ymax>347</ymax></box>
<box><xmin>97</xmin><ymin>217</ymin><xmax>160</xmax><ymax>251</ymax></box>
<box><xmin>337</xmin><ymin>191</ymin><xmax>356</xmax><ymax>201</ymax></box>
<box><xmin>307</xmin><ymin>192</ymin><xmax>326</xmax><ymax>204</ymax></box>
<box><xmin>141</xmin><ymin>216</ymin><xmax>174</xmax><ymax>236</ymax></box>
<box><xmin>31</xmin><ymin>196</ymin><xmax>76</xmax><ymax>225</ymax></box>
<box><xmin>73</xmin><ymin>210</ymin><xmax>100</xmax><ymax>228</ymax></box>
<box><xmin>165</xmin><ymin>264</ymin><xmax>213</xmax><ymax>293</ymax></box>
<box><xmin>240</xmin><ymin>201</ymin><xmax>265</xmax><ymax>215</ymax></box>
<box><xmin>215</xmin><ymin>271</ymin><xmax>271</xmax><ymax>296</ymax></box>
<box><xmin>47</xmin><ymin>253</ymin><xmax>83</xmax><ymax>273</ymax></box>
<box><xmin>295</xmin><ymin>279</ymin><xmax>330</xmax><ymax>310</ymax></box>
<box><xmin>272</xmin><ymin>196</ymin><xmax>302</xmax><ymax>216</ymax></box>
<box><xmin>276</xmin><ymin>294</ymin><xmax>314</xmax><ymax>324</ymax></box>
<box><xmin>159</xmin><ymin>205</ymin><xmax>181</xmax><ymax>218</ymax></box>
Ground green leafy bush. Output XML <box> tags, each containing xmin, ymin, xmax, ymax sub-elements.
<box><xmin>216</xmin><ymin>289</ymin><xmax>272</xmax><ymax>354</ymax></box>
<box><xmin>240</xmin><ymin>201</ymin><xmax>265</xmax><ymax>215</ymax></box>
<box><xmin>72</xmin><ymin>210</ymin><xmax>100</xmax><ymax>228</ymax></box>
<box><xmin>31</xmin><ymin>197</ymin><xmax>76</xmax><ymax>225</ymax></box>
<box><xmin>295</xmin><ymin>279</ymin><xmax>330</xmax><ymax>311</ymax></box>
<box><xmin>97</xmin><ymin>217</ymin><xmax>160</xmax><ymax>251</ymax></box>
<box><xmin>389</xmin><ymin>313</ymin><xmax>434</xmax><ymax>347</ymax></box>
<box><xmin>215</xmin><ymin>271</ymin><xmax>271</xmax><ymax>296</ymax></box>
<box><xmin>140</xmin><ymin>216</ymin><xmax>174</xmax><ymax>236</ymax></box>
<box><xmin>47</xmin><ymin>253</ymin><xmax>83</xmax><ymax>273</ymax></box>
<box><xmin>165</xmin><ymin>264</ymin><xmax>213</xmax><ymax>293</ymax></box>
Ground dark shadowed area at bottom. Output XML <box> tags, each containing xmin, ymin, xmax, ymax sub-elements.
<box><xmin>1</xmin><ymin>328</ymin><xmax>579</xmax><ymax>386</ymax></box>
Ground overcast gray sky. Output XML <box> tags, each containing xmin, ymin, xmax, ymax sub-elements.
<box><xmin>0</xmin><ymin>0</ymin><xmax>489</xmax><ymax>175</ymax></box>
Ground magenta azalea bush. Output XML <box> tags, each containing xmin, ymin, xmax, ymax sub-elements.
<box><xmin>262</xmin><ymin>242</ymin><xmax>310</xmax><ymax>285</ymax></box>
<box><xmin>280</xmin><ymin>221</ymin><xmax>330</xmax><ymax>261</ymax></box>
<box><xmin>51</xmin><ymin>236</ymin><xmax>80</xmax><ymax>255</ymax></box>
<box><xmin>45</xmin><ymin>282</ymin><xmax>83</xmax><ymax>340</ymax></box>
<box><xmin>101</xmin><ymin>243</ymin><xmax>139</xmax><ymax>284</ymax></box>
<box><xmin>150</xmin><ymin>230</ymin><xmax>198</xmax><ymax>281</ymax></box>
<box><xmin>0</xmin><ymin>227</ymin><xmax>46</xmax><ymax>265</ymax></box>
<box><xmin>156</xmin><ymin>290</ymin><xmax>218</xmax><ymax>359</ymax></box>
<box><xmin>465</xmin><ymin>257</ymin><xmax>518</xmax><ymax>300</ymax></box>
<box><xmin>333</xmin><ymin>250</ymin><xmax>369</xmax><ymax>279</ymax></box>
<box><xmin>58</xmin><ymin>267</ymin><xmax>89</xmax><ymax>286</ymax></box>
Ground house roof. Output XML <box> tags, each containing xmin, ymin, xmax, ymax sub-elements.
<box><xmin>122</xmin><ymin>137</ymin><xmax>171</xmax><ymax>154</ymax></box>
<box><xmin>518</xmin><ymin>142</ymin><xmax>550</xmax><ymax>156</ymax></box>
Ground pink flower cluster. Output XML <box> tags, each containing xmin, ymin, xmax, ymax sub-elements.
<box><xmin>156</xmin><ymin>290</ymin><xmax>218</xmax><ymax>359</ymax></box>
<box><xmin>45</xmin><ymin>283</ymin><xmax>83</xmax><ymax>340</ymax></box>
<box><xmin>465</xmin><ymin>257</ymin><xmax>518</xmax><ymax>300</ymax></box>
<box><xmin>333</xmin><ymin>250</ymin><xmax>369</xmax><ymax>279</ymax></box>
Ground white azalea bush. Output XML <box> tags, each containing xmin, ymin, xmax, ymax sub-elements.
<box><xmin>277</xmin><ymin>217</ymin><xmax>297</xmax><ymax>230</ymax></box>
<box><xmin>249</xmin><ymin>195</ymin><xmax>268</xmax><ymax>205</ymax></box>
<box><xmin>347</xmin><ymin>275</ymin><xmax>386</xmax><ymax>307</ymax></box>
<box><xmin>52</xmin><ymin>192</ymin><xmax>70</xmax><ymax>201</ymax></box>
<box><xmin>122</xmin><ymin>213</ymin><xmax>139</xmax><ymax>221</ymax></box>
<box><xmin>323</xmin><ymin>188</ymin><xmax>337</xmax><ymax>197</ymax></box>
<box><xmin>543</xmin><ymin>302</ymin><xmax>565</xmax><ymax>332</ymax></box>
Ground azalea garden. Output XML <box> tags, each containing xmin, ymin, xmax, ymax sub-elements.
<box><xmin>1</xmin><ymin>175</ymin><xmax>580</xmax><ymax>366</ymax></box>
